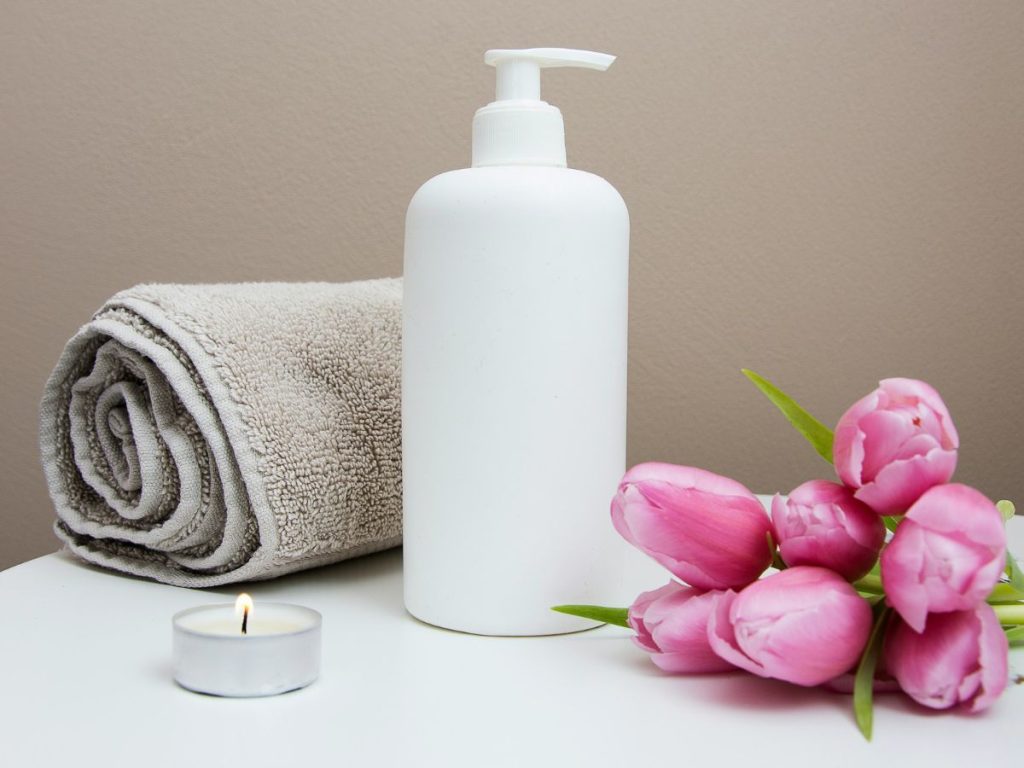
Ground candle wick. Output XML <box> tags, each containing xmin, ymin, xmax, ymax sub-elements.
<box><xmin>241</xmin><ymin>606</ymin><xmax>249</xmax><ymax>635</ymax></box>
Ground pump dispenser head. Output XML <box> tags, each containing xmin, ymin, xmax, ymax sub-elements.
<box><xmin>472</xmin><ymin>48</ymin><xmax>615</xmax><ymax>168</ymax></box>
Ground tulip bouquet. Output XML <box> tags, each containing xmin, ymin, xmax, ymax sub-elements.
<box><xmin>554</xmin><ymin>372</ymin><xmax>1023</xmax><ymax>740</ymax></box>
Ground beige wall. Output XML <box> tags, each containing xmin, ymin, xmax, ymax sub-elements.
<box><xmin>2</xmin><ymin>1</ymin><xmax>1022</xmax><ymax>570</ymax></box>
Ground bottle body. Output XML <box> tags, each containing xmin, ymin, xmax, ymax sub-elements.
<box><xmin>402</xmin><ymin>165</ymin><xmax>629</xmax><ymax>635</ymax></box>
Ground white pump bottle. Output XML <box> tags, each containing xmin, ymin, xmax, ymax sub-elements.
<box><xmin>402</xmin><ymin>48</ymin><xmax>629</xmax><ymax>635</ymax></box>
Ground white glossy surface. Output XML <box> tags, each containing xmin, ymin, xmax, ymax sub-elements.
<box><xmin>0</xmin><ymin>504</ymin><xmax>1020</xmax><ymax>767</ymax></box>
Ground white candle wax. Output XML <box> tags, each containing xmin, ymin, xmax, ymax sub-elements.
<box><xmin>172</xmin><ymin>601</ymin><xmax>321</xmax><ymax>697</ymax></box>
<box><xmin>186</xmin><ymin>618</ymin><xmax>305</xmax><ymax>636</ymax></box>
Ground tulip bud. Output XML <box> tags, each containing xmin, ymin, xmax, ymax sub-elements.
<box><xmin>880</xmin><ymin>483</ymin><xmax>1005</xmax><ymax>632</ymax></box>
<box><xmin>884</xmin><ymin>604</ymin><xmax>1008</xmax><ymax>712</ymax></box>
<box><xmin>833</xmin><ymin>378</ymin><xmax>959</xmax><ymax>515</ymax></box>
<box><xmin>628</xmin><ymin>582</ymin><xmax>735</xmax><ymax>673</ymax></box>
<box><xmin>771</xmin><ymin>481</ymin><xmax>885</xmax><ymax>581</ymax></box>
<box><xmin>706</xmin><ymin>566</ymin><xmax>873</xmax><ymax>687</ymax></box>
<box><xmin>611</xmin><ymin>463</ymin><xmax>774</xmax><ymax>590</ymax></box>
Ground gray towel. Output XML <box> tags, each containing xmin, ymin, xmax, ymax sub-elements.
<box><xmin>39</xmin><ymin>280</ymin><xmax>402</xmax><ymax>587</ymax></box>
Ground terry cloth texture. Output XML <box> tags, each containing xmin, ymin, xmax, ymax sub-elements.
<box><xmin>39</xmin><ymin>280</ymin><xmax>403</xmax><ymax>587</ymax></box>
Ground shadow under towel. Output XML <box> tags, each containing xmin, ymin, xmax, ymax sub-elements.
<box><xmin>39</xmin><ymin>280</ymin><xmax>402</xmax><ymax>587</ymax></box>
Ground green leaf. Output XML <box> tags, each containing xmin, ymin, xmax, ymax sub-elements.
<box><xmin>1005</xmin><ymin>625</ymin><xmax>1024</xmax><ymax>648</ymax></box>
<box><xmin>988</xmin><ymin>582</ymin><xmax>1024</xmax><ymax>603</ymax></box>
<box><xmin>853</xmin><ymin>606</ymin><xmax>892</xmax><ymax>742</ymax></box>
<box><xmin>551</xmin><ymin>605</ymin><xmax>630</xmax><ymax>628</ymax></box>
<box><xmin>1006</xmin><ymin>549</ymin><xmax>1024</xmax><ymax>592</ymax></box>
<box><xmin>998</xmin><ymin>500</ymin><xmax>1016</xmax><ymax>523</ymax></box>
<box><xmin>742</xmin><ymin>369</ymin><xmax>835</xmax><ymax>464</ymax></box>
<box><xmin>882</xmin><ymin>516</ymin><xmax>900</xmax><ymax>533</ymax></box>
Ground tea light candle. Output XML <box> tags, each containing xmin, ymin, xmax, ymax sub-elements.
<box><xmin>172</xmin><ymin>594</ymin><xmax>322</xmax><ymax>697</ymax></box>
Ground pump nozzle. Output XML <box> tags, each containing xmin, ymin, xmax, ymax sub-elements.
<box><xmin>485</xmin><ymin>48</ymin><xmax>616</xmax><ymax>101</ymax></box>
<box><xmin>472</xmin><ymin>48</ymin><xmax>616</xmax><ymax>168</ymax></box>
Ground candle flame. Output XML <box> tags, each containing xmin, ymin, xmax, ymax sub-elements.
<box><xmin>235</xmin><ymin>593</ymin><xmax>253</xmax><ymax>617</ymax></box>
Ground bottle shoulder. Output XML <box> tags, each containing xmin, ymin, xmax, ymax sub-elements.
<box><xmin>407</xmin><ymin>166</ymin><xmax>627</xmax><ymax>220</ymax></box>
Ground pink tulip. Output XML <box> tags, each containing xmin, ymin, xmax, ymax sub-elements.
<box><xmin>611</xmin><ymin>463</ymin><xmax>774</xmax><ymax>590</ymax></box>
<box><xmin>880</xmin><ymin>483</ymin><xmax>1005</xmax><ymax>632</ymax></box>
<box><xmin>628</xmin><ymin>582</ymin><xmax>735</xmax><ymax>673</ymax></box>
<box><xmin>833</xmin><ymin>378</ymin><xmax>959</xmax><ymax>515</ymax></box>
<box><xmin>884</xmin><ymin>604</ymin><xmax>1008</xmax><ymax>712</ymax></box>
<box><xmin>707</xmin><ymin>566</ymin><xmax>873</xmax><ymax>687</ymax></box>
<box><xmin>771</xmin><ymin>481</ymin><xmax>885</xmax><ymax>581</ymax></box>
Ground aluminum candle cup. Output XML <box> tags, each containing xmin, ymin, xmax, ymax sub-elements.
<box><xmin>172</xmin><ymin>597</ymin><xmax>321</xmax><ymax>697</ymax></box>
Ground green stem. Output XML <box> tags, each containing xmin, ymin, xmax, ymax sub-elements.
<box><xmin>993</xmin><ymin>604</ymin><xmax>1024</xmax><ymax>624</ymax></box>
<box><xmin>853</xmin><ymin>574</ymin><xmax>884</xmax><ymax>594</ymax></box>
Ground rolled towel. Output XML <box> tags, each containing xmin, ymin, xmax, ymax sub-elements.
<box><xmin>39</xmin><ymin>280</ymin><xmax>402</xmax><ymax>587</ymax></box>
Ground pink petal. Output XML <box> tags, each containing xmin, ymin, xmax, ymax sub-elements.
<box><xmin>905</xmin><ymin>483</ymin><xmax>1005</xmax><ymax>547</ymax></box>
<box><xmin>650</xmin><ymin>592</ymin><xmax>737</xmax><ymax>674</ymax></box>
<box><xmin>631</xmin><ymin>634</ymin><xmax>660</xmax><ymax>654</ymax></box>
<box><xmin>787</xmin><ymin>480</ymin><xmax>849</xmax><ymax>506</ymax></box>
<box><xmin>879</xmin><ymin>378</ymin><xmax>959</xmax><ymax>448</ymax></box>
<box><xmin>885</xmin><ymin>610</ymin><xmax>985</xmax><ymax>710</ymax></box>
<box><xmin>854</xmin><ymin>448</ymin><xmax>957</xmax><ymax>515</ymax></box>
<box><xmin>628</xmin><ymin>582</ymin><xmax>683</xmax><ymax>651</ymax></box>
<box><xmin>970</xmin><ymin>603</ymin><xmax>1009</xmax><ymax>712</ymax></box>
<box><xmin>622</xmin><ymin>463</ymin><xmax>758</xmax><ymax>501</ymax></box>
<box><xmin>630</xmin><ymin>583</ymin><xmax>736</xmax><ymax>674</ymax></box>
<box><xmin>623</xmin><ymin>481</ymin><xmax>772</xmax><ymax>589</ymax></box>
<box><xmin>774</xmin><ymin>481</ymin><xmax>884</xmax><ymax>580</ymax></box>
<box><xmin>881</xmin><ymin>484</ymin><xmax>1007</xmax><ymax>630</ymax></box>
<box><xmin>834</xmin><ymin>390</ymin><xmax>880</xmax><ymax>487</ymax></box>
<box><xmin>727</xmin><ymin>568</ymin><xmax>872</xmax><ymax>686</ymax></box>
<box><xmin>893</xmin><ymin>432</ymin><xmax>941</xmax><ymax>463</ymax></box>
<box><xmin>880</xmin><ymin>523</ymin><xmax>933</xmax><ymax>633</ymax></box>
<box><xmin>632</xmin><ymin>581</ymin><xmax>691</xmax><ymax>623</ymax></box>
<box><xmin>705</xmin><ymin>591</ymin><xmax>769</xmax><ymax>677</ymax></box>
<box><xmin>858</xmin><ymin>409</ymin><xmax>918</xmax><ymax>483</ymax></box>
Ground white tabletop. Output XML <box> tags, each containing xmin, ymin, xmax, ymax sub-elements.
<box><xmin>1</xmin><ymin>507</ymin><xmax>1020</xmax><ymax>767</ymax></box>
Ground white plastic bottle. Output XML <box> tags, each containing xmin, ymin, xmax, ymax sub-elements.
<box><xmin>402</xmin><ymin>48</ymin><xmax>629</xmax><ymax>635</ymax></box>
